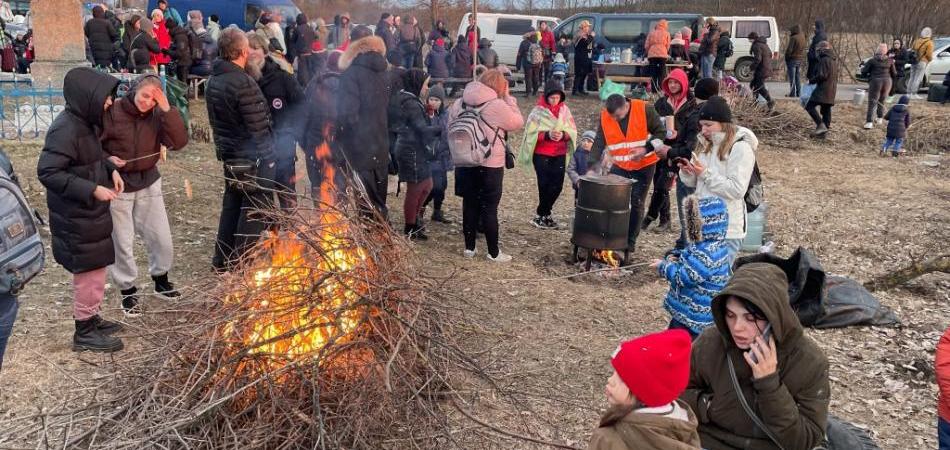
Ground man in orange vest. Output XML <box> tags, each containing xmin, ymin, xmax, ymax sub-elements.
<box><xmin>590</xmin><ymin>93</ymin><xmax>668</xmax><ymax>252</ymax></box>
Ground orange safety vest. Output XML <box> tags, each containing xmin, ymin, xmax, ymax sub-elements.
<box><xmin>600</xmin><ymin>99</ymin><xmax>658</xmax><ymax>171</ymax></box>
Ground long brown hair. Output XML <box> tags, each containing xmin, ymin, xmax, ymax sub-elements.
<box><xmin>696</xmin><ymin>121</ymin><xmax>738</xmax><ymax>161</ymax></box>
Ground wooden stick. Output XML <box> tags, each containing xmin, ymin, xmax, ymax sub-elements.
<box><xmin>864</xmin><ymin>254</ymin><xmax>950</xmax><ymax>291</ymax></box>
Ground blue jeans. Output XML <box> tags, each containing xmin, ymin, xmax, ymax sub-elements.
<box><xmin>674</xmin><ymin>178</ymin><xmax>695</xmax><ymax>250</ymax></box>
<box><xmin>786</xmin><ymin>60</ymin><xmax>801</xmax><ymax>97</ymax></box>
<box><xmin>940</xmin><ymin>417</ymin><xmax>950</xmax><ymax>450</ymax></box>
<box><xmin>701</xmin><ymin>54</ymin><xmax>715</xmax><ymax>79</ymax></box>
<box><xmin>882</xmin><ymin>137</ymin><xmax>904</xmax><ymax>153</ymax></box>
<box><xmin>0</xmin><ymin>293</ymin><xmax>18</xmax><ymax>372</ymax></box>
<box><xmin>724</xmin><ymin>238</ymin><xmax>743</xmax><ymax>268</ymax></box>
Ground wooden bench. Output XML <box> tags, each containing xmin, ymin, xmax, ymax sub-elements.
<box><xmin>187</xmin><ymin>75</ymin><xmax>208</xmax><ymax>100</ymax></box>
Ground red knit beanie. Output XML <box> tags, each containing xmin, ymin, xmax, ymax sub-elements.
<box><xmin>610</xmin><ymin>329</ymin><xmax>692</xmax><ymax>407</ymax></box>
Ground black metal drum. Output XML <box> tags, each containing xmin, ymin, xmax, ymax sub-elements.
<box><xmin>571</xmin><ymin>173</ymin><xmax>634</xmax><ymax>269</ymax></box>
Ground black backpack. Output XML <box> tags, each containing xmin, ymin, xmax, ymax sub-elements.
<box><xmin>735</xmin><ymin>136</ymin><xmax>763</xmax><ymax>212</ymax></box>
<box><xmin>907</xmin><ymin>49</ymin><xmax>919</xmax><ymax>65</ymax></box>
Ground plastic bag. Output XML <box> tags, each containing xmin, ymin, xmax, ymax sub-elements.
<box><xmin>800</xmin><ymin>83</ymin><xmax>816</xmax><ymax>107</ymax></box>
<box><xmin>599</xmin><ymin>78</ymin><xmax>624</xmax><ymax>101</ymax></box>
<box><xmin>813</xmin><ymin>276</ymin><xmax>899</xmax><ymax>329</ymax></box>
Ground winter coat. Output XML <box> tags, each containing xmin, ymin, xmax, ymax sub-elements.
<box><xmin>749</xmin><ymin>37</ymin><xmax>772</xmax><ymax>79</ymax></box>
<box><xmin>375</xmin><ymin>21</ymin><xmax>398</xmax><ymax>53</ymax></box>
<box><xmin>567</xmin><ymin>146</ymin><xmax>590</xmax><ymax>186</ymax></box>
<box><xmin>101</xmin><ymin>79</ymin><xmax>188</xmax><ymax>192</ymax></box>
<box><xmin>36</xmin><ymin>68</ymin><xmax>120</xmax><ymax>274</ymax></box>
<box><xmin>654</xmin><ymin>69</ymin><xmax>700</xmax><ymax>170</ymax></box>
<box><xmin>167</xmin><ymin>21</ymin><xmax>192</xmax><ymax>68</ymax></box>
<box><xmin>449</xmin><ymin>42</ymin><xmax>473</xmax><ymax>78</ymax></box>
<box><xmin>292</xmin><ymin>22</ymin><xmax>316</xmax><ymax>56</ymax></box>
<box><xmin>884</xmin><ymin>101</ymin><xmax>911</xmax><ymax>139</ymax></box>
<box><xmin>189</xmin><ymin>27</ymin><xmax>215</xmax><ymax>75</ymax></box>
<box><xmin>682</xmin><ymin>263</ymin><xmax>830</xmax><ymax>450</ymax></box>
<box><xmin>888</xmin><ymin>48</ymin><xmax>910</xmax><ymax>77</ymax></box>
<box><xmin>337</xmin><ymin>36</ymin><xmax>391</xmax><ymax>171</ymax></box>
<box><xmin>540</xmin><ymin>29</ymin><xmax>556</xmax><ymax>58</ymax></box>
<box><xmin>394</xmin><ymin>90</ymin><xmax>442</xmax><ymax>183</ymax></box>
<box><xmin>589</xmin><ymin>401</ymin><xmax>702</xmax><ymax>450</ymax></box>
<box><xmin>574</xmin><ymin>34</ymin><xmax>594</xmax><ymax>68</ymax></box>
<box><xmin>300</xmin><ymin>71</ymin><xmax>341</xmax><ymax>167</ymax></box>
<box><xmin>700</xmin><ymin>26</ymin><xmax>720</xmax><ymax>57</ymax></box>
<box><xmin>862</xmin><ymin>54</ymin><xmax>896</xmax><ymax>81</ymax></box>
<box><xmin>808</xmin><ymin>48</ymin><xmax>838</xmax><ymax>105</ymax></box>
<box><xmin>447</xmin><ymin>81</ymin><xmax>524</xmax><ymax>169</ymax></box>
<box><xmin>714</xmin><ymin>34</ymin><xmax>731</xmax><ymax>70</ymax></box>
<box><xmin>806</xmin><ymin>20</ymin><xmax>827</xmax><ymax>79</ymax></box>
<box><xmin>477</xmin><ymin>38</ymin><xmax>499</xmax><ymax>68</ymax></box>
<box><xmin>657</xmin><ymin>196</ymin><xmax>731</xmax><ymax>335</ymax></box>
<box><xmin>127</xmin><ymin>29</ymin><xmax>161</xmax><ymax>73</ymax></box>
<box><xmin>912</xmin><ymin>37</ymin><xmax>934</xmax><ymax>63</ymax></box>
<box><xmin>785</xmin><ymin>27</ymin><xmax>806</xmax><ymax>62</ymax></box>
<box><xmin>670</xmin><ymin>41</ymin><xmax>690</xmax><ymax>62</ymax></box>
<box><xmin>937</xmin><ymin>327</ymin><xmax>950</xmax><ymax>423</ymax></box>
<box><xmin>84</xmin><ymin>7</ymin><xmax>118</xmax><ymax>66</ymax></box>
<box><xmin>646</xmin><ymin>22</ymin><xmax>671</xmax><ymax>60</ymax></box>
<box><xmin>429</xmin><ymin>109</ymin><xmax>453</xmax><ymax>173</ymax></box>
<box><xmin>425</xmin><ymin>44</ymin><xmax>450</xmax><ymax>78</ymax></box>
<box><xmin>152</xmin><ymin>21</ymin><xmax>172</xmax><ymax>65</ymax></box>
<box><xmin>207</xmin><ymin>21</ymin><xmax>221</xmax><ymax>42</ymax></box>
<box><xmin>205</xmin><ymin>59</ymin><xmax>274</xmax><ymax>162</ymax></box>
<box><xmin>679</xmin><ymin>126</ymin><xmax>757</xmax><ymax>240</ymax></box>
<box><xmin>257</xmin><ymin>57</ymin><xmax>305</xmax><ymax>136</ymax></box>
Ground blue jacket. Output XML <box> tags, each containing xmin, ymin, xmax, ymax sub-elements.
<box><xmin>657</xmin><ymin>196</ymin><xmax>731</xmax><ymax>335</ymax></box>
<box><xmin>567</xmin><ymin>146</ymin><xmax>590</xmax><ymax>186</ymax></box>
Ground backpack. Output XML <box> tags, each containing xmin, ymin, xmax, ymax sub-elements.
<box><xmin>529</xmin><ymin>42</ymin><xmax>544</xmax><ymax>65</ymax></box>
<box><xmin>0</xmin><ymin>149</ymin><xmax>44</xmax><ymax>295</ymax></box>
<box><xmin>448</xmin><ymin>102</ymin><xmax>504</xmax><ymax>167</ymax></box>
<box><xmin>722</xmin><ymin>39</ymin><xmax>734</xmax><ymax>58</ymax></box>
<box><xmin>907</xmin><ymin>49</ymin><xmax>919</xmax><ymax>65</ymax></box>
<box><xmin>734</xmin><ymin>136</ymin><xmax>763</xmax><ymax>212</ymax></box>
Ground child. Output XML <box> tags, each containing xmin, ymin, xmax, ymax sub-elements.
<box><xmin>589</xmin><ymin>329</ymin><xmax>700</xmax><ymax>450</ymax></box>
<box><xmin>567</xmin><ymin>130</ymin><xmax>595</xmax><ymax>194</ymax></box>
<box><xmin>422</xmin><ymin>84</ymin><xmax>453</xmax><ymax>224</ymax></box>
<box><xmin>518</xmin><ymin>80</ymin><xmax>577</xmax><ymax>230</ymax></box>
<box><xmin>551</xmin><ymin>53</ymin><xmax>568</xmax><ymax>87</ymax></box>
<box><xmin>882</xmin><ymin>95</ymin><xmax>910</xmax><ymax>157</ymax></box>
<box><xmin>651</xmin><ymin>195</ymin><xmax>731</xmax><ymax>339</ymax></box>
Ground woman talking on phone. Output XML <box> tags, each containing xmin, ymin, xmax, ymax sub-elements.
<box><xmin>677</xmin><ymin>95</ymin><xmax>756</xmax><ymax>260</ymax></box>
<box><xmin>681</xmin><ymin>263</ymin><xmax>831</xmax><ymax>450</ymax></box>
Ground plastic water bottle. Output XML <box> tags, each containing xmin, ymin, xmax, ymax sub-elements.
<box><xmin>741</xmin><ymin>203</ymin><xmax>769</xmax><ymax>252</ymax></box>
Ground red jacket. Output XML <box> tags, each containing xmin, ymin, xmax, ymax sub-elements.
<box><xmin>938</xmin><ymin>327</ymin><xmax>950</xmax><ymax>421</ymax></box>
<box><xmin>533</xmin><ymin>96</ymin><xmax>569</xmax><ymax>157</ymax></box>
<box><xmin>150</xmin><ymin>21</ymin><xmax>171</xmax><ymax>65</ymax></box>
<box><xmin>540</xmin><ymin>30</ymin><xmax>556</xmax><ymax>56</ymax></box>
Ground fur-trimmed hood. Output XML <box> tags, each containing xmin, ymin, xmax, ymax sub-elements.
<box><xmin>683</xmin><ymin>195</ymin><xmax>728</xmax><ymax>243</ymax></box>
<box><xmin>339</xmin><ymin>35</ymin><xmax>386</xmax><ymax>71</ymax></box>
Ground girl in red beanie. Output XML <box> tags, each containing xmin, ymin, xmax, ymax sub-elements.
<box><xmin>589</xmin><ymin>329</ymin><xmax>701</xmax><ymax>449</ymax></box>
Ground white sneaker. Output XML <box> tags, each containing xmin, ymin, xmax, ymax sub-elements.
<box><xmin>863</xmin><ymin>122</ymin><xmax>873</xmax><ymax>130</ymax></box>
<box><xmin>876</xmin><ymin>118</ymin><xmax>884</xmax><ymax>125</ymax></box>
<box><xmin>463</xmin><ymin>249</ymin><xmax>476</xmax><ymax>259</ymax></box>
<box><xmin>487</xmin><ymin>252</ymin><xmax>512</xmax><ymax>263</ymax></box>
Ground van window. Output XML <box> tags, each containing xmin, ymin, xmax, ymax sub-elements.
<box><xmin>497</xmin><ymin>18</ymin><xmax>534</xmax><ymax>35</ymax></box>
<box><xmin>736</xmin><ymin>20</ymin><xmax>770</xmax><ymax>39</ymax></box>
<box><xmin>717</xmin><ymin>21</ymin><xmax>733</xmax><ymax>36</ymax></box>
<box><xmin>556</xmin><ymin>16</ymin><xmax>593</xmax><ymax>40</ymax></box>
<box><xmin>602</xmin><ymin>18</ymin><xmax>644</xmax><ymax>43</ymax></box>
<box><xmin>648</xmin><ymin>19</ymin><xmax>691</xmax><ymax>37</ymax></box>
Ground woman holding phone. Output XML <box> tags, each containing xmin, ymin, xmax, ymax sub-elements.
<box><xmin>681</xmin><ymin>262</ymin><xmax>830</xmax><ymax>450</ymax></box>
<box><xmin>677</xmin><ymin>96</ymin><xmax>756</xmax><ymax>259</ymax></box>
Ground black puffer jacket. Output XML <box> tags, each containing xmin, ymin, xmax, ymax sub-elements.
<box><xmin>36</xmin><ymin>68</ymin><xmax>119</xmax><ymax>274</ymax></box>
<box><xmin>336</xmin><ymin>36</ymin><xmax>391</xmax><ymax>171</ymax></box>
<box><xmin>167</xmin><ymin>20</ymin><xmax>192</xmax><ymax>68</ymax></box>
<box><xmin>301</xmin><ymin>71</ymin><xmax>340</xmax><ymax>155</ymax></box>
<box><xmin>127</xmin><ymin>29</ymin><xmax>161</xmax><ymax>73</ymax></box>
<box><xmin>655</xmin><ymin>96</ymin><xmax>701</xmax><ymax>168</ymax></box>
<box><xmin>84</xmin><ymin>6</ymin><xmax>118</xmax><ymax>66</ymax></box>
<box><xmin>393</xmin><ymin>90</ymin><xmax>441</xmax><ymax>182</ymax></box>
<box><xmin>808</xmin><ymin>48</ymin><xmax>838</xmax><ymax>105</ymax></box>
<box><xmin>258</xmin><ymin>57</ymin><xmax>305</xmax><ymax>132</ymax></box>
<box><xmin>206</xmin><ymin>59</ymin><xmax>275</xmax><ymax>161</ymax></box>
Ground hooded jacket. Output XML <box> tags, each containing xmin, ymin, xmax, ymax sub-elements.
<box><xmin>884</xmin><ymin>96</ymin><xmax>911</xmax><ymax>139</ymax></box>
<box><xmin>679</xmin><ymin>126</ymin><xmax>757</xmax><ymax>241</ymax></box>
<box><xmin>477</xmin><ymin>38</ymin><xmax>499</xmax><ymax>68</ymax></box>
<box><xmin>205</xmin><ymin>59</ymin><xmax>275</xmax><ymax>162</ymax></box>
<box><xmin>808</xmin><ymin>48</ymin><xmax>838</xmax><ymax>105</ymax></box>
<box><xmin>393</xmin><ymin>87</ymin><xmax>442</xmax><ymax>181</ymax></box>
<box><xmin>189</xmin><ymin>26</ymin><xmax>216</xmax><ymax>75</ymax></box>
<box><xmin>656</xmin><ymin>69</ymin><xmax>701</xmax><ymax>169</ymax></box>
<box><xmin>257</xmin><ymin>56</ymin><xmax>305</xmax><ymax>133</ymax></box>
<box><xmin>808</xmin><ymin>20</ymin><xmax>827</xmax><ymax>61</ymax></box>
<box><xmin>785</xmin><ymin>26</ymin><xmax>806</xmax><ymax>62</ymax></box>
<box><xmin>101</xmin><ymin>77</ymin><xmax>188</xmax><ymax>192</ymax></box>
<box><xmin>427</xmin><ymin>85</ymin><xmax>453</xmax><ymax>173</ymax></box>
<box><xmin>292</xmin><ymin>15</ymin><xmax>315</xmax><ymax>56</ymax></box>
<box><xmin>337</xmin><ymin>36</ymin><xmax>391</xmax><ymax>171</ymax></box>
<box><xmin>449</xmin><ymin>41</ymin><xmax>473</xmax><ymax>78</ymax></box>
<box><xmin>448</xmin><ymin>81</ymin><xmax>524</xmax><ymax>169</ymax></box>
<box><xmin>37</xmin><ymin>68</ymin><xmax>120</xmax><ymax>274</ymax></box>
<box><xmin>84</xmin><ymin>6</ymin><xmax>118</xmax><ymax>66</ymax></box>
<box><xmin>937</xmin><ymin>326</ymin><xmax>950</xmax><ymax>423</ymax></box>
<box><xmin>589</xmin><ymin>401</ymin><xmax>702</xmax><ymax>450</ymax></box>
<box><xmin>682</xmin><ymin>263</ymin><xmax>830</xmax><ymax>450</ymax></box>
<box><xmin>646</xmin><ymin>20</ymin><xmax>671</xmax><ymax>60</ymax></box>
<box><xmin>749</xmin><ymin>36</ymin><xmax>772</xmax><ymax>78</ymax></box>
<box><xmin>657</xmin><ymin>195</ymin><xmax>731</xmax><ymax>335</ymax></box>
<box><xmin>425</xmin><ymin>42</ymin><xmax>450</xmax><ymax>78</ymax></box>
<box><xmin>151</xmin><ymin>19</ymin><xmax>172</xmax><ymax>65</ymax></box>
<box><xmin>167</xmin><ymin>19</ymin><xmax>192</xmax><ymax>68</ymax></box>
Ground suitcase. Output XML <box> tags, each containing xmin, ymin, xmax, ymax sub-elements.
<box><xmin>1</xmin><ymin>45</ymin><xmax>14</xmax><ymax>72</ymax></box>
<box><xmin>927</xmin><ymin>83</ymin><xmax>947</xmax><ymax>103</ymax></box>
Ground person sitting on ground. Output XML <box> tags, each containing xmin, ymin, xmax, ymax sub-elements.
<box><xmin>937</xmin><ymin>325</ymin><xmax>950</xmax><ymax>449</ymax></box>
<box><xmin>682</xmin><ymin>263</ymin><xmax>830</xmax><ymax>450</ymax></box>
<box><xmin>677</xmin><ymin>96</ymin><xmax>756</xmax><ymax>260</ymax></box>
<box><xmin>651</xmin><ymin>195</ymin><xmax>730</xmax><ymax>339</ymax></box>
<box><xmin>645</xmin><ymin>68</ymin><xmax>691</xmax><ymax>232</ymax></box>
<box><xmin>421</xmin><ymin>84</ymin><xmax>454</xmax><ymax>224</ymax></box>
<box><xmin>519</xmin><ymin>79</ymin><xmax>577</xmax><ymax>230</ymax></box>
<box><xmin>882</xmin><ymin>95</ymin><xmax>911</xmax><ymax>157</ymax></box>
<box><xmin>394</xmin><ymin>69</ymin><xmax>442</xmax><ymax>240</ymax></box>
<box><xmin>589</xmin><ymin>329</ymin><xmax>701</xmax><ymax>449</ymax></box>
<box><xmin>100</xmin><ymin>75</ymin><xmax>188</xmax><ymax>316</ymax></box>
<box><xmin>567</xmin><ymin>130</ymin><xmax>595</xmax><ymax>196</ymax></box>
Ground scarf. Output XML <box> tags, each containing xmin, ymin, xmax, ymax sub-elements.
<box><xmin>517</xmin><ymin>102</ymin><xmax>578</xmax><ymax>167</ymax></box>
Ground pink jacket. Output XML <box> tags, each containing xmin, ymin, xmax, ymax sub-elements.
<box><xmin>938</xmin><ymin>327</ymin><xmax>950</xmax><ymax>421</ymax></box>
<box><xmin>646</xmin><ymin>21</ymin><xmax>671</xmax><ymax>59</ymax></box>
<box><xmin>449</xmin><ymin>81</ymin><xmax>524</xmax><ymax>168</ymax></box>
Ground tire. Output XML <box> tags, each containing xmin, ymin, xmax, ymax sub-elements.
<box><xmin>734</xmin><ymin>58</ymin><xmax>754</xmax><ymax>82</ymax></box>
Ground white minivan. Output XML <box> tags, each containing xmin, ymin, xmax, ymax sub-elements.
<box><xmin>711</xmin><ymin>16</ymin><xmax>780</xmax><ymax>81</ymax></box>
<box><xmin>456</xmin><ymin>13</ymin><xmax>560</xmax><ymax>66</ymax></box>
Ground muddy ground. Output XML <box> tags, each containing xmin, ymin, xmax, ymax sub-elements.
<box><xmin>0</xmin><ymin>94</ymin><xmax>947</xmax><ymax>449</ymax></box>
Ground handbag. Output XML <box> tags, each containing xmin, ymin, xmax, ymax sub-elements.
<box><xmin>224</xmin><ymin>159</ymin><xmax>275</xmax><ymax>193</ymax></box>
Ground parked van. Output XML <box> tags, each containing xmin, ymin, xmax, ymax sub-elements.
<box><xmin>146</xmin><ymin>0</ymin><xmax>301</xmax><ymax>31</ymax></box>
<box><xmin>456</xmin><ymin>13</ymin><xmax>560</xmax><ymax>66</ymax></box>
<box><xmin>553</xmin><ymin>13</ymin><xmax>702</xmax><ymax>59</ymax></box>
<box><xmin>711</xmin><ymin>16</ymin><xmax>780</xmax><ymax>81</ymax></box>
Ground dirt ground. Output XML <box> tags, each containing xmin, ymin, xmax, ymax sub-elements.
<box><xmin>0</xmin><ymin>94</ymin><xmax>947</xmax><ymax>449</ymax></box>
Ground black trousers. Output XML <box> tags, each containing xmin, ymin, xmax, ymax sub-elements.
<box><xmin>750</xmin><ymin>74</ymin><xmax>772</xmax><ymax>103</ymax></box>
<box><xmin>273</xmin><ymin>132</ymin><xmax>298</xmax><ymax>210</ymax></box>
<box><xmin>424</xmin><ymin>166</ymin><xmax>449</xmax><ymax>210</ymax></box>
<box><xmin>212</xmin><ymin>172</ymin><xmax>275</xmax><ymax>272</ymax></box>
<box><xmin>458</xmin><ymin>166</ymin><xmax>503</xmax><ymax>257</ymax></box>
<box><xmin>296</xmin><ymin>53</ymin><xmax>314</xmax><ymax>88</ymax></box>
<box><xmin>645</xmin><ymin>165</ymin><xmax>673</xmax><ymax>224</ymax></box>
<box><xmin>805</xmin><ymin>101</ymin><xmax>833</xmax><ymax>128</ymax></box>
<box><xmin>533</xmin><ymin>153</ymin><xmax>566</xmax><ymax>217</ymax></box>
<box><xmin>354</xmin><ymin>164</ymin><xmax>389</xmax><ymax>220</ymax></box>
<box><xmin>175</xmin><ymin>63</ymin><xmax>190</xmax><ymax>83</ymax></box>
<box><xmin>648</xmin><ymin>57</ymin><xmax>667</xmax><ymax>93</ymax></box>
<box><xmin>573</xmin><ymin>63</ymin><xmax>590</xmax><ymax>93</ymax></box>
<box><xmin>609</xmin><ymin>164</ymin><xmax>656</xmax><ymax>251</ymax></box>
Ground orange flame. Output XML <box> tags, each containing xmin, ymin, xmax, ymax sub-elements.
<box><xmin>594</xmin><ymin>250</ymin><xmax>621</xmax><ymax>268</ymax></box>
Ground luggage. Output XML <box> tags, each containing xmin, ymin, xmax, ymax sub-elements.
<box><xmin>1</xmin><ymin>45</ymin><xmax>14</xmax><ymax>72</ymax></box>
<box><xmin>927</xmin><ymin>83</ymin><xmax>947</xmax><ymax>103</ymax></box>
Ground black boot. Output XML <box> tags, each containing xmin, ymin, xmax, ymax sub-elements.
<box><xmin>73</xmin><ymin>318</ymin><xmax>124</xmax><ymax>352</ymax></box>
<box><xmin>121</xmin><ymin>287</ymin><xmax>142</xmax><ymax>317</ymax></box>
<box><xmin>431</xmin><ymin>209</ymin><xmax>453</xmax><ymax>224</ymax></box>
<box><xmin>404</xmin><ymin>223</ymin><xmax>429</xmax><ymax>241</ymax></box>
<box><xmin>152</xmin><ymin>273</ymin><xmax>180</xmax><ymax>298</ymax></box>
<box><xmin>641</xmin><ymin>216</ymin><xmax>655</xmax><ymax>230</ymax></box>
<box><xmin>91</xmin><ymin>315</ymin><xmax>123</xmax><ymax>335</ymax></box>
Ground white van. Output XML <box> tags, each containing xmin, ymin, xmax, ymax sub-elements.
<box><xmin>456</xmin><ymin>13</ymin><xmax>560</xmax><ymax>66</ymax></box>
<box><xmin>711</xmin><ymin>16</ymin><xmax>780</xmax><ymax>81</ymax></box>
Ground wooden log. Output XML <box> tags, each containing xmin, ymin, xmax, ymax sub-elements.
<box><xmin>864</xmin><ymin>254</ymin><xmax>950</xmax><ymax>292</ymax></box>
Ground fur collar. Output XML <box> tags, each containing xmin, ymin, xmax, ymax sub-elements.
<box><xmin>339</xmin><ymin>35</ymin><xmax>386</xmax><ymax>71</ymax></box>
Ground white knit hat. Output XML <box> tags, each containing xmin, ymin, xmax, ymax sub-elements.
<box><xmin>921</xmin><ymin>27</ymin><xmax>932</xmax><ymax>38</ymax></box>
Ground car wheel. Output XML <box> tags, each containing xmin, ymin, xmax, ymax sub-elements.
<box><xmin>734</xmin><ymin>59</ymin><xmax>754</xmax><ymax>82</ymax></box>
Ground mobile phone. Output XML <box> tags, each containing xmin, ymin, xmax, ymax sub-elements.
<box><xmin>749</xmin><ymin>324</ymin><xmax>772</xmax><ymax>364</ymax></box>
<box><xmin>673</xmin><ymin>157</ymin><xmax>690</xmax><ymax>166</ymax></box>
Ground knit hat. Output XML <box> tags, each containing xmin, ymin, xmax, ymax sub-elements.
<box><xmin>428</xmin><ymin>83</ymin><xmax>446</xmax><ymax>102</ymax></box>
<box><xmin>699</xmin><ymin>95</ymin><xmax>732</xmax><ymax>123</ymax></box>
<box><xmin>694</xmin><ymin>78</ymin><xmax>719</xmax><ymax>100</ymax></box>
<box><xmin>611</xmin><ymin>329</ymin><xmax>692</xmax><ymax>407</ymax></box>
<box><xmin>581</xmin><ymin>130</ymin><xmax>596</xmax><ymax>142</ymax></box>
<box><xmin>684</xmin><ymin>195</ymin><xmax>729</xmax><ymax>243</ymax></box>
<box><xmin>543</xmin><ymin>79</ymin><xmax>565</xmax><ymax>103</ymax></box>
<box><xmin>898</xmin><ymin>94</ymin><xmax>910</xmax><ymax>105</ymax></box>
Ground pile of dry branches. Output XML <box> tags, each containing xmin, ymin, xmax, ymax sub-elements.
<box><xmin>0</xmin><ymin>196</ymin><xmax>474</xmax><ymax>449</ymax></box>
<box><xmin>719</xmin><ymin>91</ymin><xmax>813</xmax><ymax>148</ymax></box>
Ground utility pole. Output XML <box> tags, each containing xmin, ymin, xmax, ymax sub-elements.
<box><xmin>472</xmin><ymin>0</ymin><xmax>478</xmax><ymax>79</ymax></box>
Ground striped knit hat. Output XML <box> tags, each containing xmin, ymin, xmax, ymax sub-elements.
<box><xmin>685</xmin><ymin>195</ymin><xmax>728</xmax><ymax>242</ymax></box>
